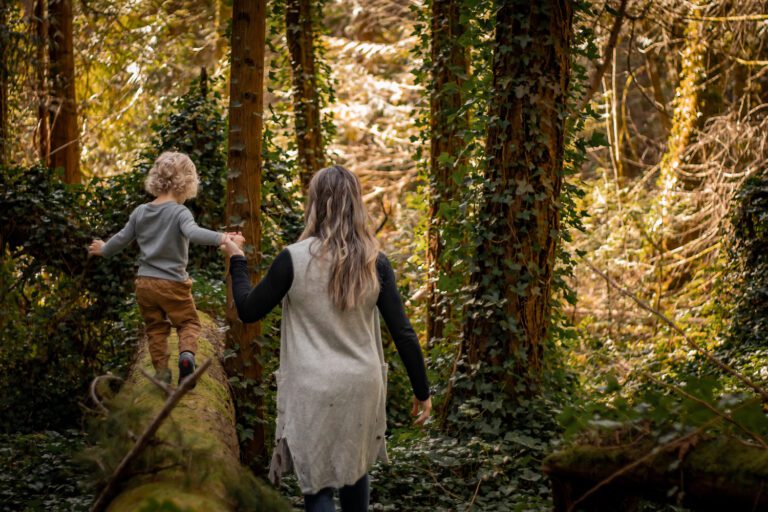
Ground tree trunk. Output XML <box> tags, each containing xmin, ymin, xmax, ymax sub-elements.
<box><xmin>426</xmin><ymin>0</ymin><xmax>467</xmax><ymax>346</ymax></box>
<box><xmin>35</xmin><ymin>0</ymin><xmax>50</xmax><ymax>166</ymax></box>
<box><xmin>225</xmin><ymin>0</ymin><xmax>267</xmax><ymax>470</ymax></box>
<box><xmin>460</xmin><ymin>0</ymin><xmax>573</xmax><ymax>398</ymax></box>
<box><xmin>286</xmin><ymin>0</ymin><xmax>325</xmax><ymax>189</ymax></box>
<box><xmin>650</xmin><ymin>10</ymin><xmax>704</xmax><ymax>304</ymax></box>
<box><xmin>0</xmin><ymin>2</ymin><xmax>9</xmax><ymax>166</ymax></box>
<box><xmin>48</xmin><ymin>0</ymin><xmax>79</xmax><ymax>182</ymax></box>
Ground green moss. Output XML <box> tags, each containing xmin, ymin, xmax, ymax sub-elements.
<box><xmin>109</xmin><ymin>483</ymin><xmax>228</xmax><ymax>512</ymax></box>
<box><xmin>544</xmin><ymin>436</ymin><xmax>768</xmax><ymax>488</ymax></box>
<box><xmin>100</xmin><ymin>313</ymin><xmax>289</xmax><ymax>512</ymax></box>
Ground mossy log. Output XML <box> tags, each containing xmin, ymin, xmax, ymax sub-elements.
<box><xmin>542</xmin><ymin>437</ymin><xmax>768</xmax><ymax>511</ymax></box>
<box><xmin>101</xmin><ymin>312</ymin><xmax>288</xmax><ymax>512</ymax></box>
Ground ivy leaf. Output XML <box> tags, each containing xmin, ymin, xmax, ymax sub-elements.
<box><xmin>588</xmin><ymin>130</ymin><xmax>609</xmax><ymax>147</ymax></box>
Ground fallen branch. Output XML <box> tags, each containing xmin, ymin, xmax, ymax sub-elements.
<box><xmin>582</xmin><ymin>257</ymin><xmax>768</xmax><ymax>403</ymax></box>
<box><xmin>640</xmin><ymin>370</ymin><xmax>768</xmax><ymax>449</ymax></box>
<box><xmin>140</xmin><ymin>368</ymin><xmax>173</xmax><ymax>397</ymax></box>
<box><xmin>90</xmin><ymin>358</ymin><xmax>212</xmax><ymax>512</ymax></box>
<box><xmin>89</xmin><ymin>374</ymin><xmax>124</xmax><ymax>416</ymax></box>
<box><xmin>566</xmin><ymin>430</ymin><xmax>701</xmax><ymax>512</ymax></box>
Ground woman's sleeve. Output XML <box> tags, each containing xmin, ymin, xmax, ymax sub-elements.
<box><xmin>376</xmin><ymin>253</ymin><xmax>431</xmax><ymax>401</ymax></box>
<box><xmin>229</xmin><ymin>249</ymin><xmax>293</xmax><ymax>323</ymax></box>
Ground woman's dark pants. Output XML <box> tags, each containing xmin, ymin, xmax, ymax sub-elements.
<box><xmin>303</xmin><ymin>473</ymin><xmax>369</xmax><ymax>512</ymax></box>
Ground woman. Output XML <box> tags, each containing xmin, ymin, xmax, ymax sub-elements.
<box><xmin>220</xmin><ymin>165</ymin><xmax>432</xmax><ymax>512</ymax></box>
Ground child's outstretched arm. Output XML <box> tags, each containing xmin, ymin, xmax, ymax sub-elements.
<box><xmin>89</xmin><ymin>211</ymin><xmax>138</xmax><ymax>257</ymax></box>
<box><xmin>179</xmin><ymin>207</ymin><xmax>225</xmax><ymax>246</ymax></box>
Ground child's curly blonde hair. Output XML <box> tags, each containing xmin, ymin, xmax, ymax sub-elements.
<box><xmin>144</xmin><ymin>152</ymin><xmax>199</xmax><ymax>200</ymax></box>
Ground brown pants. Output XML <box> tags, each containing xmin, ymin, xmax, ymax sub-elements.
<box><xmin>135</xmin><ymin>276</ymin><xmax>200</xmax><ymax>370</ymax></box>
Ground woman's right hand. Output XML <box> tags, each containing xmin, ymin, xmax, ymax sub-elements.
<box><xmin>220</xmin><ymin>237</ymin><xmax>245</xmax><ymax>258</ymax></box>
<box><xmin>225</xmin><ymin>231</ymin><xmax>246</xmax><ymax>249</ymax></box>
<box><xmin>412</xmin><ymin>395</ymin><xmax>432</xmax><ymax>426</ymax></box>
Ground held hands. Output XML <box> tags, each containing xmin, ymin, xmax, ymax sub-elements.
<box><xmin>220</xmin><ymin>232</ymin><xmax>246</xmax><ymax>258</ymax></box>
<box><xmin>88</xmin><ymin>239</ymin><xmax>105</xmax><ymax>256</ymax></box>
<box><xmin>412</xmin><ymin>395</ymin><xmax>432</xmax><ymax>426</ymax></box>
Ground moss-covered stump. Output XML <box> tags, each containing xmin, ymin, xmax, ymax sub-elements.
<box><xmin>97</xmin><ymin>312</ymin><xmax>289</xmax><ymax>512</ymax></box>
<box><xmin>542</xmin><ymin>437</ymin><xmax>768</xmax><ymax>511</ymax></box>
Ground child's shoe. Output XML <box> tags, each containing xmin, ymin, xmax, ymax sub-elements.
<box><xmin>155</xmin><ymin>368</ymin><xmax>172</xmax><ymax>385</ymax></box>
<box><xmin>178</xmin><ymin>351</ymin><xmax>196</xmax><ymax>387</ymax></box>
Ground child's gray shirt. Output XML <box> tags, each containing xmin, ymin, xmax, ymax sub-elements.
<box><xmin>101</xmin><ymin>201</ymin><xmax>222</xmax><ymax>282</ymax></box>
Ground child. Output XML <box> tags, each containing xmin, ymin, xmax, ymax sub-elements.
<box><xmin>88</xmin><ymin>151</ymin><xmax>227</xmax><ymax>386</ymax></box>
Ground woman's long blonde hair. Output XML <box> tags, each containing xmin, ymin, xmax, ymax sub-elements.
<box><xmin>300</xmin><ymin>165</ymin><xmax>380</xmax><ymax>311</ymax></box>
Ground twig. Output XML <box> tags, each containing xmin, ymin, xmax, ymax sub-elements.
<box><xmin>89</xmin><ymin>358</ymin><xmax>212</xmax><ymax>512</ymax></box>
<box><xmin>465</xmin><ymin>477</ymin><xmax>483</xmax><ymax>511</ymax></box>
<box><xmin>89</xmin><ymin>375</ymin><xmax>124</xmax><ymax>416</ymax></box>
<box><xmin>140</xmin><ymin>368</ymin><xmax>172</xmax><ymax>397</ymax></box>
<box><xmin>582</xmin><ymin>258</ymin><xmax>768</xmax><ymax>403</ymax></box>
<box><xmin>640</xmin><ymin>371</ymin><xmax>768</xmax><ymax>449</ymax></box>
<box><xmin>375</xmin><ymin>196</ymin><xmax>390</xmax><ymax>234</ymax></box>
<box><xmin>574</xmin><ymin>0</ymin><xmax>629</xmax><ymax>115</ymax></box>
<box><xmin>565</xmin><ymin>396</ymin><xmax>762</xmax><ymax>512</ymax></box>
<box><xmin>566</xmin><ymin>429</ymin><xmax>702</xmax><ymax>512</ymax></box>
<box><xmin>684</xmin><ymin>14</ymin><xmax>768</xmax><ymax>22</ymax></box>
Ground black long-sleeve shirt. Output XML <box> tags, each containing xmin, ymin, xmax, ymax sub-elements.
<box><xmin>229</xmin><ymin>252</ymin><xmax>431</xmax><ymax>400</ymax></box>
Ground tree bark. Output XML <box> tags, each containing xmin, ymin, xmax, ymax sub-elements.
<box><xmin>35</xmin><ymin>0</ymin><xmax>50</xmax><ymax>166</ymax></box>
<box><xmin>286</xmin><ymin>0</ymin><xmax>325</xmax><ymax>189</ymax></box>
<box><xmin>0</xmin><ymin>2</ymin><xmax>9</xmax><ymax>166</ymax></box>
<box><xmin>651</xmin><ymin>10</ymin><xmax>704</xmax><ymax>303</ymax></box>
<box><xmin>460</xmin><ymin>0</ymin><xmax>573</xmax><ymax>397</ymax></box>
<box><xmin>226</xmin><ymin>0</ymin><xmax>267</xmax><ymax>470</ymax></box>
<box><xmin>48</xmin><ymin>0</ymin><xmax>79</xmax><ymax>182</ymax></box>
<box><xmin>426</xmin><ymin>0</ymin><xmax>467</xmax><ymax>346</ymax></box>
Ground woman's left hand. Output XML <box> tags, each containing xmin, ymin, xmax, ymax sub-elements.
<box><xmin>412</xmin><ymin>395</ymin><xmax>432</xmax><ymax>426</ymax></box>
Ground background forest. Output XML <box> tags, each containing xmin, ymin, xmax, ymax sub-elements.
<box><xmin>1</xmin><ymin>0</ymin><xmax>768</xmax><ymax>510</ymax></box>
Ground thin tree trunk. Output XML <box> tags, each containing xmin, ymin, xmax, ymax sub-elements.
<box><xmin>286</xmin><ymin>0</ymin><xmax>324</xmax><ymax>189</ymax></box>
<box><xmin>644</xmin><ymin>50</ymin><xmax>672</xmax><ymax>134</ymax></box>
<box><xmin>48</xmin><ymin>0</ymin><xmax>79</xmax><ymax>182</ymax></box>
<box><xmin>459</xmin><ymin>0</ymin><xmax>573</xmax><ymax>398</ymax></box>
<box><xmin>426</xmin><ymin>0</ymin><xmax>467</xmax><ymax>346</ymax></box>
<box><xmin>225</xmin><ymin>0</ymin><xmax>267</xmax><ymax>470</ymax></box>
<box><xmin>35</xmin><ymin>0</ymin><xmax>50</xmax><ymax>166</ymax></box>
<box><xmin>652</xmin><ymin>10</ymin><xmax>704</xmax><ymax>303</ymax></box>
<box><xmin>0</xmin><ymin>2</ymin><xmax>9</xmax><ymax>166</ymax></box>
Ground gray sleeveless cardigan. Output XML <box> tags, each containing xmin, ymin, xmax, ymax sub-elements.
<box><xmin>268</xmin><ymin>237</ymin><xmax>388</xmax><ymax>494</ymax></box>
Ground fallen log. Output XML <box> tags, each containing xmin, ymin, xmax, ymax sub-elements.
<box><xmin>90</xmin><ymin>312</ymin><xmax>289</xmax><ymax>512</ymax></box>
<box><xmin>543</xmin><ymin>436</ymin><xmax>768</xmax><ymax>511</ymax></box>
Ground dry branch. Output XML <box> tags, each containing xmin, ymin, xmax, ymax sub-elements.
<box><xmin>582</xmin><ymin>258</ymin><xmax>768</xmax><ymax>403</ymax></box>
<box><xmin>574</xmin><ymin>0</ymin><xmax>629</xmax><ymax>115</ymax></box>
<box><xmin>90</xmin><ymin>359</ymin><xmax>212</xmax><ymax>512</ymax></box>
<box><xmin>640</xmin><ymin>370</ymin><xmax>768</xmax><ymax>449</ymax></box>
<box><xmin>139</xmin><ymin>368</ymin><xmax>172</xmax><ymax>397</ymax></box>
<box><xmin>89</xmin><ymin>374</ymin><xmax>123</xmax><ymax>416</ymax></box>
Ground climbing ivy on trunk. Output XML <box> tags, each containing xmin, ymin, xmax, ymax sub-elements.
<box><xmin>426</xmin><ymin>0</ymin><xmax>468</xmax><ymax>347</ymax></box>
<box><xmin>286</xmin><ymin>0</ymin><xmax>326</xmax><ymax>189</ymax></box>
<box><xmin>453</xmin><ymin>0</ymin><xmax>574</xmax><ymax>409</ymax></box>
<box><xmin>225</xmin><ymin>0</ymin><xmax>268</xmax><ymax>470</ymax></box>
